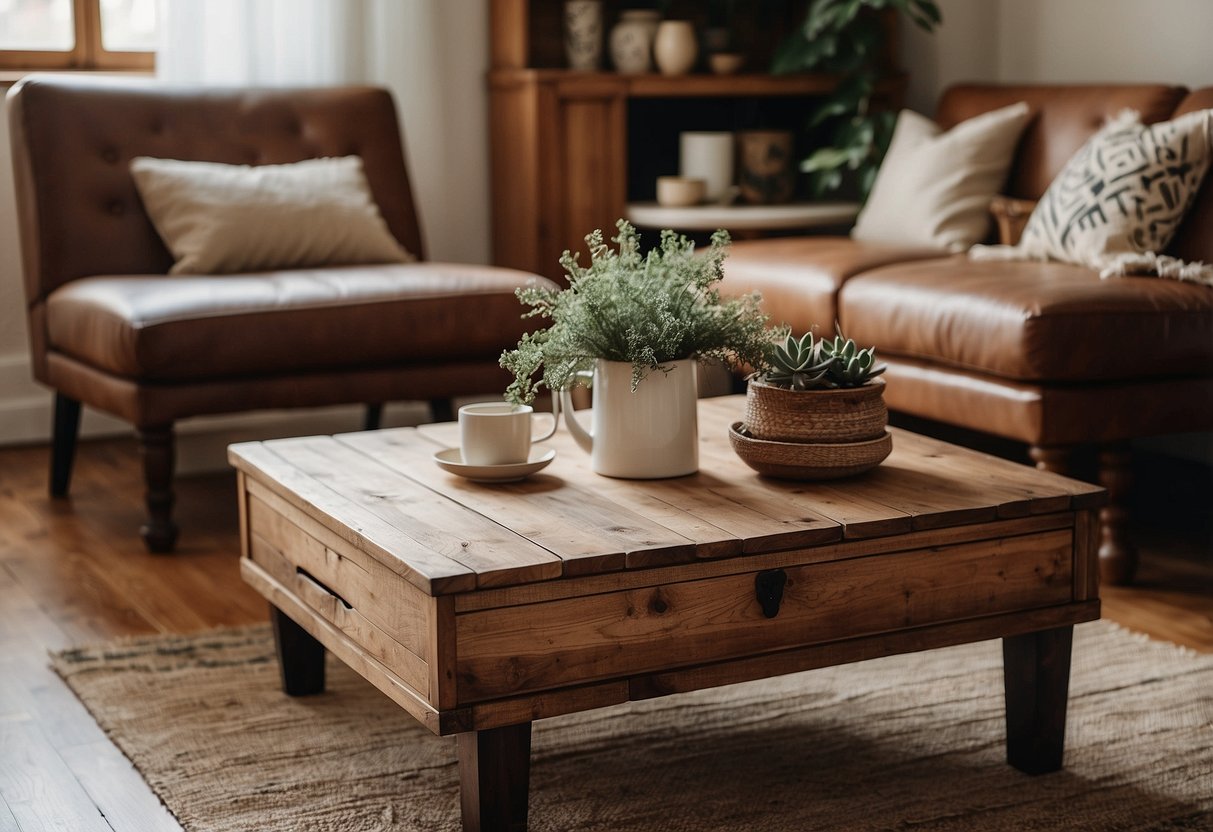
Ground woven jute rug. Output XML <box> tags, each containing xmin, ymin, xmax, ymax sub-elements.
<box><xmin>53</xmin><ymin>620</ymin><xmax>1212</xmax><ymax>831</ymax></box>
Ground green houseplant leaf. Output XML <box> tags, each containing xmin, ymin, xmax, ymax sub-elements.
<box><xmin>772</xmin><ymin>0</ymin><xmax>942</xmax><ymax>201</ymax></box>
<box><xmin>501</xmin><ymin>221</ymin><xmax>777</xmax><ymax>405</ymax></box>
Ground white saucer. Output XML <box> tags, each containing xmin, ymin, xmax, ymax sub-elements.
<box><xmin>432</xmin><ymin>447</ymin><xmax>556</xmax><ymax>483</ymax></box>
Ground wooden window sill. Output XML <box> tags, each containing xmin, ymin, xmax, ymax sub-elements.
<box><xmin>1</xmin><ymin>67</ymin><xmax>153</xmax><ymax>89</ymax></box>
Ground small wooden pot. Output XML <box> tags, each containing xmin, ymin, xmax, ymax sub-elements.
<box><xmin>743</xmin><ymin>378</ymin><xmax>887</xmax><ymax>444</ymax></box>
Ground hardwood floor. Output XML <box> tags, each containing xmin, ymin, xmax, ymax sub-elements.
<box><xmin>0</xmin><ymin>435</ymin><xmax>1209</xmax><ymax>830</ymax></box>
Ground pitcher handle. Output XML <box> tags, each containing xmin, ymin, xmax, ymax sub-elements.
<box><xmin>531</xmin><ymin>389</ymin><xmax>560</xmax><ymax>442</ymax></box>
<box><xmin>560</xmin><ymin>370</ymin><xmax>594</xmax><ymax>455</ymax></box>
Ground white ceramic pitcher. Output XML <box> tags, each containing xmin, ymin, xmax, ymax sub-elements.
<box><xmin>560</xmin><ymin>358</ymin><xmax>699</xmax><ymax>479</ymax></box>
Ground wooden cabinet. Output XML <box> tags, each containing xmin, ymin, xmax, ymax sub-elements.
<box><xmin>487</xmin><ymin>0</ymin><xmax>905</xmax><ymax>281</ymax></box>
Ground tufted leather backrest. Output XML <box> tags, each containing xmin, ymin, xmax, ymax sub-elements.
<box><xmin>7</xmin><ymin>75</ymin><xmax>425</xmax><ymax>306</ymax></box>
<box><xmin>1167</xmin><ymin>87</ymin><xmax>1213</xmax><ymax>264</ymax></box>
<box><xmin>935</xmin><ymin>83</ymin><xmax>1188</xmax><ymax>201</ymax></box>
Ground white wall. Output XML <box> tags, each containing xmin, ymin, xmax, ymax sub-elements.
<box><xmin>367</xmin><ymin>1</ymin><xmax>490</xmax><ymax>265</ymax></box>
<box><xmin>901</xmin><ymin>0</ymin><xmax>1213</xmax><ymax>113</ymax></box>
<box><xmin>995</xmin><ymin>0</ymin><xmax>1213</xmax><ymax>90</ymax></box>
<box><xmin>900</xmin><ymin>0</ymin><xmax>1000</xmax><ymax>114</ymax></box>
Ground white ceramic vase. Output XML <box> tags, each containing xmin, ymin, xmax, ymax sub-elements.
<box><xmin>564</xmin><ymin>0</ymin><xmax>603</xmax><ymax>71</ymax></box>
<box><xmin>680</xmin><ymin>131</ymin><xmax>734</xmax><ymax>204</ymax></box>
<box><xmin>560</xmin><ymin>358</ymin><xmax>699</xmax><ymax>479</ymax></box>
<box><xmin>609</xmin><ymin>9</ymin><xmax>660</xmax><ymax>74</ymax></box>
<box><xmin>653</xmin><ymin>20</ymin><xmax>697</xmax><ymax>76</ymax></box>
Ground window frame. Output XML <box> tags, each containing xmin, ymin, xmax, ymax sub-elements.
<box><xmin>0</xmin><ymin>0</ymin><xmax>154</xmax><ymax>71</ymax></box>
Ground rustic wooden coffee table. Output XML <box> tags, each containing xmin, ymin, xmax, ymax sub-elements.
<box><xmin>229</xmin><ymin>395</ymin><xmax>1103</xmax><ymax>831</ymax></box>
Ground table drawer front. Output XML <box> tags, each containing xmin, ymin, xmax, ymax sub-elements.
<box><xmin>249</xmin><ymin>534</ymin><xmax>431</xmax><ymax>698</ymax></box>
<box><xmin>246</xmin><ymin>490</ymin><xmax>433</xmax><ymax>699</ymax></box>
<box><xmin>456</xmin><ymin>528</ymin><xmax>1073</xmax><ymax>702</ymax></box>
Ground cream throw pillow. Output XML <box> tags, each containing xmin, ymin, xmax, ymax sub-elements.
<box><xmin>852</xmin><ymin>102</ymin><xmax>1031</xmax><ymax>251</ymax></box>
<box><xmin>130</xmin><ymin>156</ymin><xmax>412</xmax><ymax>275</ymax></box>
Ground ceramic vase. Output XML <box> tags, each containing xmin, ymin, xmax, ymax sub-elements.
<box><xmin>653</xmin><ymin>20</ymin><xmax>697</xmax><ymax>76</ymax></box>
<box><xmin>564</xmin><ymin>0</ymin><xmax>603</xmax><ymax>71</ymax></box>
<box><xmin>609</xmin><ymin>9</ymin><xmax>660</xmax><ymax>74</ymax></box>
<box><xmin>738</xmin><ymin>129</ymin><xmax>796</xmax><ymax>204</ymax></box>
<box><xmin>680</xmin><ymin>131</ymin><xmax>734</xmax><ymax>204</ymax></box>
<box><xmin>561</xmin><ymin>358</ymin><xmax>699</xmax><ymax>479</ymax></box>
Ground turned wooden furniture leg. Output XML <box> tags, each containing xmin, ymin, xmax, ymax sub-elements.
<box><xmin>363</xmin><ymin>403</ymin><xmax>384</xmax><ymax>431</ymax></box>
<box><xmin>1098</xmin><ymin>444</ymin><xmax>1137</xmax><ymax>586</ymax></box>
<box><xmin>271</xmin><ymin>605</ymin><xmax>326</xmax><ymax>696</ymax></box>
<box><xmin>50</xmin><ymin>393</ymin><xmax>81</xmax><ymax>497</ymax></box>
<box><xmin>1003</xmin><ymin>625</ymin><xmax>1073</xmax><ymax>775</ymax></box>
<box><xmin>457</xmin><ymin>722</ymin><xmax>532</xmax><ymax>832</ymax></box>
<box><xmin>1028</xmin><ymin>444</ymin><xmax>1070</xmax><ymax>475</ymax></box>
<box><xmin>430</xmin><ymin>397</ymin><xmax>455</xmax><ymax>423</ymax></box>
<box><xmin>137</xmin><ymin>425</ymin><xmax>178</xmax><ymax>553</ymax></box>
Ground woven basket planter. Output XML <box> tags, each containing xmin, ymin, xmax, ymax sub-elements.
<box><xmin>743</xmin><ymin>378</ymin><xmax>887</xmax><ymax>444</ymax></box>
<box><xmin>729</xmin><ymin>423</ymin><xmax>892</xmax><ymax>480</ymax></box>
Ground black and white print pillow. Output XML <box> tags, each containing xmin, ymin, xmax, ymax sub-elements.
<box><xmin>1018</xmin><ymin>108</ymin><xmax>1212</xmax><ymax>266</ymax></box>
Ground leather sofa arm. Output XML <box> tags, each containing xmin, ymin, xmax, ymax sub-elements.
<box><xmin>989</xmin><ymin>196</ymin><xmax>1038</xmax><ymax>246</ymax></box>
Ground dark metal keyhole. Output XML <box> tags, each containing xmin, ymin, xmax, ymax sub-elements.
<box><xmin>755</xmin><ymin>569</ymin><xmax>787</xmax><ymax>618</ymax></box>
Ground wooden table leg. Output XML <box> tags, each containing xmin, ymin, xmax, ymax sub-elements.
<box><xmin>458</xmin><ymin>722</ymin><xmax>532</xmax><ymax>832</ymax></box>
<box><xmin>1002</xmin><ymin>625</ymin><xmax>1073</xmax><ymax>774</ymax></box>
<box><xmin>270</xmin><ymin>604</ymin><xmax>326</xmax><ymax>696</ymax></box>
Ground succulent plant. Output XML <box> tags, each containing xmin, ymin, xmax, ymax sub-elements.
<box><xmin>821</xmin><ymin>334</ymin><xmax>886</xmax><ymax>388</ymax></box>
<box><xmin>761</xmin><ymin>332</ymin><xmax>834</xmax><ymax>390</ymax></box>
<box><xmin>758</xmin><ymin>330</ymin><xmax>886</xmax><ymax>390</ymax></box>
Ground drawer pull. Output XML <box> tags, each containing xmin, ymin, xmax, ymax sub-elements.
<box><xmin>755</xmin><ymin>569</ymin><xmax>787</xmax><ymax>618</ymax></box>
<box><xmin>296</xmin><ymin>567</ymin><xmax>353</xmax><ymax>610</ymax></box>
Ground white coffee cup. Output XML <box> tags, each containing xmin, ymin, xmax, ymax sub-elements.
<box><xmin>459</xmin><ymin>401</ymin><xmax>559</xmax><ymax>466</ymax></box>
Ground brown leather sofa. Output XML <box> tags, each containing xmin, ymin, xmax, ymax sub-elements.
<box><xmin>8</xmin><ymin>76</ymin><xmax>554</xmax><ymax>552</ymax></box>
<box><xmin>722</xmin><ymin>83</ymin><xmax>1213</xmax><ymax>585</ymax></box>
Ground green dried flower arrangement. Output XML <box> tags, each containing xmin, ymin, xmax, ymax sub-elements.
<box><xmin>501</xmin><ymin>220</ymin><xmax>773</xmax><ymax>405</ymax></box>
<box><xmin>758</xmin><ymin>330</ymin><xmax>886</xmax><ymax>390</ymax></box>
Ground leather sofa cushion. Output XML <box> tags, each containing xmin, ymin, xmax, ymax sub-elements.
<box><xmin>46</xmin><ymin>263</ymin><xmax>551</xmax><ymax>382</ymax></box>
<box><xmin>838</xmin><ymin>257</ymin><xmax>1213</xmax><ymax>383</ymax></box>
<box><xmin>722</xmin><ymin>237</ymin><xmax>945</xmax><ymax>334</ymax></box>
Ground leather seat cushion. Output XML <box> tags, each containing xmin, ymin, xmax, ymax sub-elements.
<box><xmin>46</xmin><ymin>262</ymin><xmax>552</xmax><ymax>382</ymax></box>
<box><xmin>838</xmin><ymin>257</ymin><xmax>1213</xmax><ymax>382</ymax></box>
<box><xmin>721</xmin><ymin>237</ymin><xmax>946</xmax><ymax>334</ymax></box>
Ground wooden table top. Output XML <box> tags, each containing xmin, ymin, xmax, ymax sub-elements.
<box><xmin>228</xmin><ymin>395</ymin><xmax>1104</xmax><ymax>597</ymax></box>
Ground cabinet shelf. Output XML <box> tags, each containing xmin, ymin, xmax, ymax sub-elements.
<box><xmin>625</xmin><ymin>201</ymin><xmax>861</xmax><ymax>232</ymax></box>
<box><xmin>489</xmin><ymin>69</ymin><xmax>906</xmax><ymax>100</ymax></box>
<box><xmin>487</xmin><ymin>0</ymin><xmax>906</xmax><ymax>280</ymax></box>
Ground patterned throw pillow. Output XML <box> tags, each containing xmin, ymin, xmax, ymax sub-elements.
<box><xmin>1018</xmin><ymin>108</ymin><xmax>1212</xmax><ymax>266</ymax></box>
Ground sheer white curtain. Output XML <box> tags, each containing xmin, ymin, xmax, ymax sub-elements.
<box><xmin>155</xmin><ymin>0</ymin><xmax>491</xmax><ymax>264</ymax></box>
<box><xmin>157</xmin><ymin>0</ymin><xmax>370</xmax><ymax>85</ymax></box>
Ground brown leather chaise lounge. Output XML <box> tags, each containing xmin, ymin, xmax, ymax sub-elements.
<box><xmin>8</xmin><ymin>76</ymin><xmax>555</xmax><ymax>552</ymax></box>
<box><xmin>723</xmin><ymin>83</ymin><xmax>1213</xmax><ymax>585</ymax></box>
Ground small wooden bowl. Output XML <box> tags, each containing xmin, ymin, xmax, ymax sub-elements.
<box><xmin>729</xmin><ymin>422</ymin><xmax>892</xmax><ymax>480</ymax></box>
<box><xmin>656</xmin><ymin>176</ymin><xmax>706</xmax><ymax>207</ymax></box>
<box><xmin>709</xmin><ymin>52</ymin><xmax>745</xmax><ymax>75</ymax></box>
